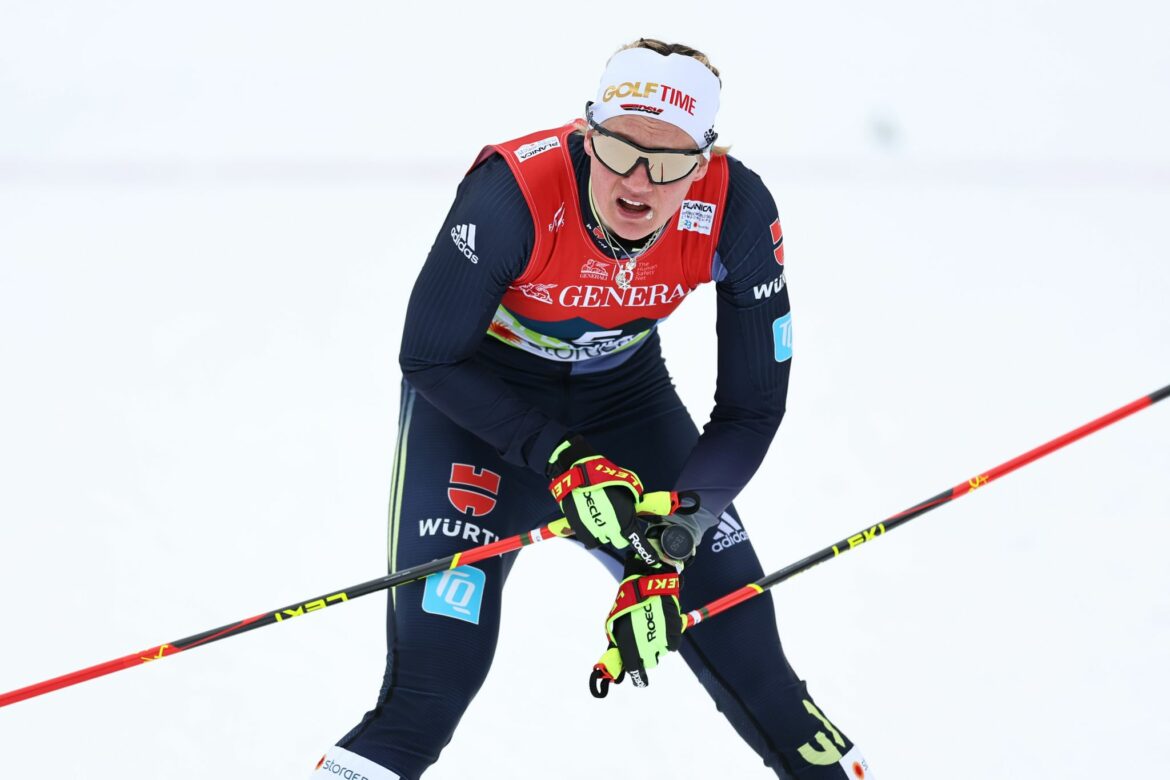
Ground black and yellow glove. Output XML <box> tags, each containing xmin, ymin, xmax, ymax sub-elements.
<box><xmin>596</xmin><ymin>557</ymin><xmax>685</xmax><ymax>691</ymax></box>
<box><xmin>547</xmin><ymin>435</ymin><xmax>662</xmax><ymax>568</ymax></box>
<box><xmin>589</xmin><ymin>497</ymin><xmax>704</xmax><ymax>696</ymax></box>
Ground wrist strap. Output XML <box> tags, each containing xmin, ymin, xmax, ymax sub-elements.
<box><xmin>548</xmin><ymin>456</ymin><xmax>643</xmax><ymax>500</ymax></box>
<box><xmin>607</xmin><ymin>573</ymin><xmax>681</xmax><ymax>620</ymax></box>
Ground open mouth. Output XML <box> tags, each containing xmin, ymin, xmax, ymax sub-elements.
<box><xmin>616</xmin><ymin>196</ymin><xmax>652</xmax><ymax>218</ymax></box>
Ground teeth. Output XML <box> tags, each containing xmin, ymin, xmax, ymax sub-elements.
<box><xmin>619</xmin><ymin>197</ymin><xmax>646</xmax><ymax>207</ymax></box>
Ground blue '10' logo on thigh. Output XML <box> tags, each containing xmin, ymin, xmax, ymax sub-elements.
<box><xmin>772</xmin><ymin>313</ymin><xmax>793</xmax><ymax>362</ymax></box>
<box><xmin>422</xmin><ymin>566</ymin><xmax>486</xmax><ymax>624</ymax></box>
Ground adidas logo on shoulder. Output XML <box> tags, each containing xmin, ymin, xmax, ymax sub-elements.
<box><xmin>450</xmin><ymin>223</ymin><xmax>479</xmax><ymax>264</ymax></box>
<box><xmin>710</xmin><ymin>512</ymin><xmax>749</xmax><ymax>553</ymax></box>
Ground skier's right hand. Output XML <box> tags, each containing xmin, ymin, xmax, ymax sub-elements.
<box><xmin>546</xmin><ymin>435</ymin><xmax>660</xmax><ymax>566</ymax></box>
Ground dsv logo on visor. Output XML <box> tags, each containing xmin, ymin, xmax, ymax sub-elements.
<box><xmin>586</xmin><ymin>103</ymin><xmax>714</xmax><ymax>185</ymax></box>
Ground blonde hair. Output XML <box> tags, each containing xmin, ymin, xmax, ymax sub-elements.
<box><xmin>616</xmin><ymin>38</ymin><xmax>730</xmax><ymax>156</ymax></box>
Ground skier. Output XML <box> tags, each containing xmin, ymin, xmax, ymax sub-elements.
<box><xmin>312</xmin><ymin>38</ymin><xmax>872</xmax><ymax>780</ymax></box>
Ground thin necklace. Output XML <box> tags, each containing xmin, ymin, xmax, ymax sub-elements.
<box><xmin>588</xmin><ymin>181</ymin><xmax>664</xmax><ymax>290</ymax></box>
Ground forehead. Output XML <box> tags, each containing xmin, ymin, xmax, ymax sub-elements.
<box><xmin>600</xmin><ymin>115</ymin><xmax>696</xmax><ymax>151</ymax></box>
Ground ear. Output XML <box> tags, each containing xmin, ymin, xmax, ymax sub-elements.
<box><xmin>578</xmin><ymin>122</ymin><xmax>595</xmax><ymax>160</ymax></box>
<box><xmin>690</xmin><ymin>155</ymin><xmax>710</xmax><ymax>182</ymax></box>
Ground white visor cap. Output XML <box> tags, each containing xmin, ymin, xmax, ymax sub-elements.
<box><xmin>590</xmin><ymin>47</ymin><xmax>721</xmax><ymax>150</ymax></box>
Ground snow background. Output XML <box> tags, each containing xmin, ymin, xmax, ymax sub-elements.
<box><xmin>2</xmin><ymin>1</ymin><xmax>1169</xmax><ymax>777</ymax></box>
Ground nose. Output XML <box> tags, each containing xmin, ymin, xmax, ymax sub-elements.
<box><xmin>622</xmin><ymin>158</ymin><xmax>654</xmax><ymax>193</ymax></box>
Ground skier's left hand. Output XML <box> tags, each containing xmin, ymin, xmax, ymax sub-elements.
<box><xmin>605</xmin><ymin>575</ymin><xmax>683</xmax><ymax>688</ymax></box>
<box><xmin>587</xmin><ymin>496</ymin><xmax>704</xmax><ymax>696</ymax></box>
<box><xmin>592</xmin><ymin>544</ymin><xmax>690</xmax><ymax>692</ymax></box>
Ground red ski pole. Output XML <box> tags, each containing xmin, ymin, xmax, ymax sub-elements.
<box><xmin>0</xmin><ymin>488</ymin><xmax>685</xmax><ymax>708</ymax></box>
<box><xmin>0</xmin><ymin>519</ymin><xmax>573</xmax><ymax>709</ymax></box>
<box><xmin>684</xmin><ymin>383</ymin><xmax>1170</xmax><ymax>629</ymax></box>
<box><xmin>590</xmin><ymin>383</ymin><xmax>1170</xmax><ymax>695</ymax></box>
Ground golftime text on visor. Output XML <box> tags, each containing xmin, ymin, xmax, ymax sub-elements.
<box><xmin>601</xmin><ymin>81</ymin><xmax>699</xmax><ymax>116</ymax></box>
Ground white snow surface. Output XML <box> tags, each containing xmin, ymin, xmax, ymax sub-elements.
<box><xmin>2</xmin><ymin>2</ymin><xmax>1169</xmax><ymax>779</ymax></box>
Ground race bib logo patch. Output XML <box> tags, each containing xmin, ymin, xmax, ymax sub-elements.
<box><xmin>769</xmin><ymin>218</ymin><xmax>785</xmax><ymax>266</ymax></box>
<box><xmin>677</xmin><ymin>200</ymin><xmax>717</xmax><ymax>235</ymax></box>
<box><xmin>516</xmin><ymin>136</ymin><xmax>560</xmax><ymax>162</ymax></box>
<box><xmin>710</xmin><ymin>512</ymin><xmax>748</xmax><ymax>553</ymax></box>
<box><xmin>312</xmin><ymin>745</ymin><xmax>402</xmax><ymax>779</ymax></box>
<box><xmin>620</xmin><ymin>103</ymin><xmax>664</xmax><ymax>115</ymax></box>
<box><xmin>422</xmin><ymin>566</ymin><xmax>486</xmax><ymax>624</ymax></box>
<box><xmin>548</xmin><ymin>202</ymin><xmax>566</xmax><ymax>233</ymax></box>
<box><xmin>448</xmin><ymin>463</ymin><xmax>501</xmax><ymax>517</ymax></box>
<box><xmin>752</xmin><ymin>273</ymin><xmax>786</xmax><ymax>301</ymax></box>
<box><xmin>839</xmin><ymin>747</ymin><xmax>870</xmax><ymax>779</ymax></box>
<box><xmin>418</xmin><ymin>517</ymin><xmax>500</xmax><ymax>545</ymax></box>
<box><xmin>450</xmin><ymin>223</ymin><xmax>478</xmax><ymax>264</ymax></box>
<box><xmin>579</xmin><ymin>258</ymin><xmax>613</xmax><ymax>280</ymax></box>
<box><xmin>772</xmin><ymin>313</ymin><xmax>793</xmax><ymax>362</ymax></box>
<box><xmin>509</xmin><ymin>283</ymin><xmax>556</xmax><ymax>304</ymax></box>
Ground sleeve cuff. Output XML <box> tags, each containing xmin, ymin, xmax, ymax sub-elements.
<box><xmin>528</xmin><ymin>421</ymin><xmax>572</xmax><ymax>476</ymax></box>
